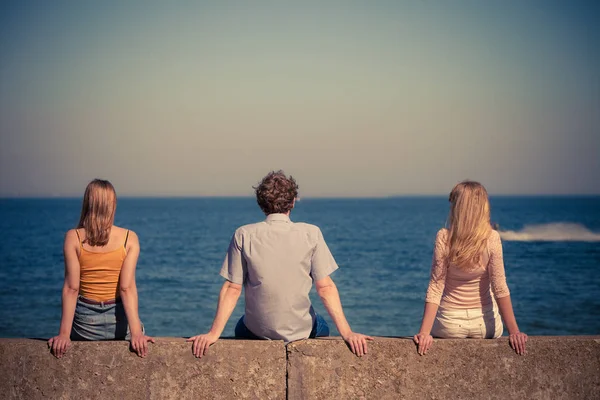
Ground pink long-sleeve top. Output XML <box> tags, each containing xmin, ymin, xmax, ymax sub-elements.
<box><xmin>425</xmin><ymin>228</ymin><xmax>510</xmax><ymax>309</ymax></box>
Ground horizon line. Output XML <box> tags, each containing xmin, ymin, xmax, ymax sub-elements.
<box><xmin>1</xmin><ymin>194</ymin><xmax>600</xmax><ymax>200</ymax></box>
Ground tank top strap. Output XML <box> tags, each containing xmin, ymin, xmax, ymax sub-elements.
<box><xmin>75</xmin><ymin>229</ymin><xmax>83</xmax><ymax>248</ymax></box>
<box><xmin>124</xmin><ymin>230</ymin><xmax>130</xmax><ymax>248</ymax></box>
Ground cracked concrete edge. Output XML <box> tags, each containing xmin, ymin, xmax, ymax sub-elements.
<box><xmin>2</xmin><ymin>337</ymin><xmax>600</xmax><ymax>400</ymax></box>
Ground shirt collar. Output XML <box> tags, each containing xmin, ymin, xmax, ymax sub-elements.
<box><xmin>265</xmin><ymin>213</ymin><xmax>291</xmax><ymax>223</ymax></box>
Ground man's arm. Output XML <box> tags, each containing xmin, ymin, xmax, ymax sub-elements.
<box><xmin>316</xmin><ymin>276</ymin><xmax>373</xmax><ymax>357</ymax></box>
<box><xmin>187</xmin><ymin>280</ymin><xmax>242</xmax><ymax>358</ymax></box>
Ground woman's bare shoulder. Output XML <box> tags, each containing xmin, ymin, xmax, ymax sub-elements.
<box><xmin>113</xmin><ymin>226</ymin><xmax>139</xmax><ymax>248</ymax></box>
<box><xmin>64</xmin><ymin>228</ymin><xmax>79</xmax><ymax>241</ymax></box>
<box><xmin>126</xmin><ymin>229</ymin><xmax>139</xmax><ymax>243</ymax></box>
<box><xmin>63</xmin><ymin>229</ymin><xmax>81</xmax><ymax>252</ymax></box>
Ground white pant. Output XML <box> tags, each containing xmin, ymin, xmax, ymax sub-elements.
<box><xmin>431</xmin><ymin>303</ymin><xmax>503</xmax><ymax>339</ymax></box>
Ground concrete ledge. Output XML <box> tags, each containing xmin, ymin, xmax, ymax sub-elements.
<box><xmin>0</xmin><ymin>338</ymin><xmax>286</xmax><ymax>400</ymax></box>
<box><xmin>2</xmin><ymin>337</ymin><xmax>599</xmax><ymax>399</ymax></box>
<box><xmin>287</xmin><ymin>337</ymin><xmax>600</xmax><ymax>400</ymax></box>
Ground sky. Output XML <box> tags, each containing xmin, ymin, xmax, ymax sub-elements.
<box><xmin>0</xmin><ymin>1</ymin><xmax>598</xmax><ymax>197</ymax></box>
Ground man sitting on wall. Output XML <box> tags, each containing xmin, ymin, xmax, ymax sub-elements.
<box><xmin>188</xmin><ymin>170</ymin><xmax>373</xmax><ymax>357</ymax></box>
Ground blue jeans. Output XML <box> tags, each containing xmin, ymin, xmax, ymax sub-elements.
<box><xmin>70</xmin><ymin>297</ymin><xmax>141</xmax><ymax>341</ymax></box>
<box><xmin>235</xmin><ymin>314</ymin><xmax>330</xmax><ymax>339</ymax></box>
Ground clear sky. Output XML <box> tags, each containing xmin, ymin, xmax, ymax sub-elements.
<box><xmin>1</xmin><ymin>1</ymin><xmax>598</xmax><ymax>197</ymax></box>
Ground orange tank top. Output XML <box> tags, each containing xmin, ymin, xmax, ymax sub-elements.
<box><xmin>76</xmin><ymin>230</ymin><xmax>128</xmax><ymax>302</ymax></box>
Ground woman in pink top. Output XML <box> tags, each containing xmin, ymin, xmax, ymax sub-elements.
<box><xmin>414</xmin><ymin>181</ymin><xmax>527</xmax><ymax>355</ymax></box>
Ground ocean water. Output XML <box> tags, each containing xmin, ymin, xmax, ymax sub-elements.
<box><xmin>0</xmin><ymin>197</ymin><xmax>599</xmax><ymax>339</ymax></box>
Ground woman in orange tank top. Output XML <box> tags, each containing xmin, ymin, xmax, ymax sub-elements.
<box><xmin>48</xmin><ymin>179</ymin><xmax>154</xmax><ymax>358</ymax></box>
<box><xmin>413</xmin><ymin>181</ymin><xmax>528</xmax><ymax>356</ymax></box>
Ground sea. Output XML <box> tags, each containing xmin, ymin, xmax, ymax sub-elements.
<box><xmin>1</xmin><ymin>197</ymin><xmax>599</xmax><ymax>339</ymax></box>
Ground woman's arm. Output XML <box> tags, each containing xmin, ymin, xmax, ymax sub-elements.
<box><xmin>48</xmin><ymin>230</ymin><xmax>80</xmax><ymax>358</ymax></box>
<box><xmin>414</xmin><ymin>229</ymin><xmax>448</xmax><ymax>355</ymax></box>
<box><xmin>414</xmin><ymin>302</ymin><xmax>439</xmax><ymax>355</ymax></box>
<box><xmin>489</xmin><ymin>231</ymin><xmax>527</xmax><ymax>355</ymax></box>
<box><xmin>187</xmin><ymin>280</ymin><xmax>242</xmax><ymax>358</ymax></box>
<box><xmin>496</xmin><ymin>295</ymin><xmax>526</xmax><ymax>354</ymax></box>
<box><xmin>316</xmin><ymin>276</ymin><xmax>374</xmax><ymax>357</ymax></box>
<box><xmin>119</xmin><ymin>231</ymin><xmax>154</xmax><ymax>357</ymax></box>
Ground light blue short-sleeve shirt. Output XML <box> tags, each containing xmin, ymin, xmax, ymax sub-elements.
<box><xmin>220</xmin><ymin>213</ymin><xmax>339</xmax><ymax>343</ymax></box>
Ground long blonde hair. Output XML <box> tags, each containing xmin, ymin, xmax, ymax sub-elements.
<box><xmin>447</xmin><ymin>181</ymin><xmax>492</xmax><ymax>269</ymax></box>
<box><xmin>77</xmin><ymin>179</ymin><xmax>117</xmax><ymax>246</ymax></box>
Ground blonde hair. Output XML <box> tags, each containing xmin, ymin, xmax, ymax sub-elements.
<box><xmin>447</xmin><ymin>181</ymin><xmax>492</xmax><ymax>269</ymax></box>
<box><xmin>77</xmin><ymin>179</ymin><xmax>117</xmax><ymax>246</ymax></box>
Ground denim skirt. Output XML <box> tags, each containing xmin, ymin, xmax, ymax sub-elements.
<box><xmin>71</xmin><ymin>297</ymin><xmax>137</xmax><ymax>341</ymax></box>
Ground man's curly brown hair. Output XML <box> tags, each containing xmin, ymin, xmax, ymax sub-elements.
<box><xmin>254</xmin><ymin>170</ymin><xmax>299</xmax><ymax>215</ymax></box>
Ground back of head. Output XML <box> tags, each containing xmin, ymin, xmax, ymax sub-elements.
<box><xmin>78</xmin><ymin>179</ymin><xmax>117</xmax><ymax>246</ymax></box>
<box><xmin>254</xmin><ymin>171</ymin><xmax>298</xmax><ymax>215</ymax></box>
<box><xmin>447</xmin><ymin>180</ymin><xmax>492</xmax><ymax>269</ymax></box>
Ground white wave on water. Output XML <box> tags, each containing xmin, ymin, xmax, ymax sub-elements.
<box><xmin>499</xmin><ymin>223</ymin><xmax>600</xmax><ymax>242</ymax></box>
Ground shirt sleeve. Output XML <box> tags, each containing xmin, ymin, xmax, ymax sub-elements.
<box><xmin>310</xmin><ymin>227</ymin><xmax>339</xmax><ymax>281</ymax></box>
<box><xmin>425</xmin><ymin>229</ymin><xmax>449</xmax><ymax>305</ymax></box>
<box><xmin>488</xmin><ymin>230</ymin><xmax>510</xmax><ymax>299</ymax></box>
<box><xmin>219</xmin><ymin>229</ymin><xmax>246</xmax><ymax>285</ymax></box>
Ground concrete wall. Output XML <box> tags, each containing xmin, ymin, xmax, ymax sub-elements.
<box><xmin>1</xmin><ymin>337</ymin><xmax>599</xmax><ymax>399</ymax></box>
<box><xmin>0</xmin><ymin>338</ymin><xmax>285</xmax><ymax>400</ymax></box>
<box><xmin>287</xmin><ymin>337</ymin><xmax>600</xmax><ymax>399</ymax></box>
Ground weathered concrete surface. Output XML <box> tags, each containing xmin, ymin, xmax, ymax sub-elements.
<box><xmin>2</xmin><ymin>337</ymin><xmax>599</xmax><ymax>400</ymax></box>
<box><xmin>0</xmin><ymin>338</ymin><xmax>285</xmax><ymax>400</ymax></box>
<box><xmin>287</xmin><ymin>337</ymin><xmax>600</xmax><ymax>400</ymax></box>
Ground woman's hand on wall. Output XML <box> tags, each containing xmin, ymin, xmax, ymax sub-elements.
<box><xmin>129</xmin><ymin>333</ymin><xmax>155</xmax><ymax>357</ymax></box>
<box><xmin>48</xmin><ymin>334</ymin><xmax>71</xmax><ymax>358</ymax></box>
<box><xmin>413</xmin><ymin>333</ymin><xmax>433</xmax><ymax>355</ymax></box>
<box><xmin>509</xmin><ymin>332</ymin><xmax>527</xmax><ymax>355</ymax></box>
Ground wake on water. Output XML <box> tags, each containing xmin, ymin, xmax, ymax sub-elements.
<box><xmin>499</xmin><ymin>223</ymin><xmax>600</xmax><ymax>242</ymax></box>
